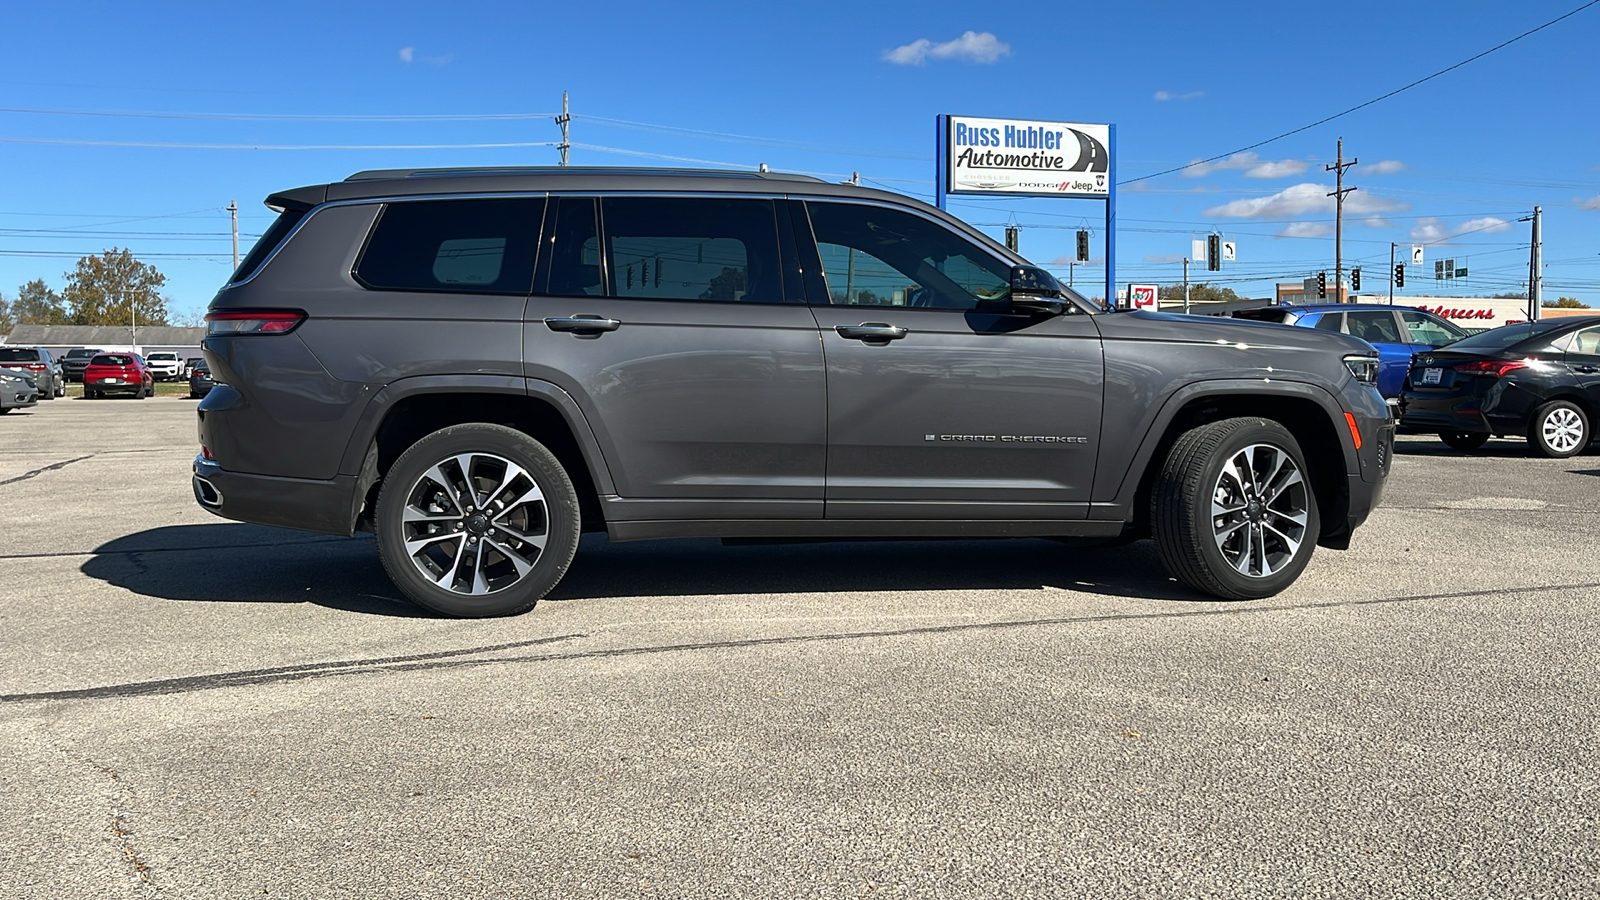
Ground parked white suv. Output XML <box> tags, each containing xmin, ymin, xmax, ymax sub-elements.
<box><xmin>145</xmin><ymin>352</ymin><xmax>183</xmax><ymax>381</ymax></box>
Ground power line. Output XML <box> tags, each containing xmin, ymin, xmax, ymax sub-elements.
<box><xmin>0</xmin><ymin>136</ymin><xmax>561</xmax><ymax>150</ymax></box>
<box><xmin>0</xmin><ymin>106</ymin><xmax>558</xmax><ymax>122</ymax></box>
<box><xmin>1120</xmin><ymin>0</ymin><xmax>1600</xmax><ymax>185</ymax></box>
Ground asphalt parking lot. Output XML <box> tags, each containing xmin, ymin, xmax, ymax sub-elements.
<box><xmin>2</xmin><ymin>396</ymin><xmax>1597</xmax><ymax>898</ymax></box>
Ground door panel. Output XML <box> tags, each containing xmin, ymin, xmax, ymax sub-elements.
<box><xmin>815</xmin><ymin>308</ymin><xmax>1103</xmax><ymax>518</ymax></box>
<box><xmin>795</xmin><ymin>199</ymin><xmax>1103</xmax><ymax>520</ymax></box>
<box><xmin>524</xmin><ymin>196</ymin><xmax>826</xmax><ymax>516</ymax></box>
<box><xmin>1564</xmin><ymin>324</ymin><xmax>1600</xmax><ymax>411</ymax></box>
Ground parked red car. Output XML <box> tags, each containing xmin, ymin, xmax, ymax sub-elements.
<box><xmin>82</xmin><ymin>353</ymin><xmax>155</xmax><ymax>399</ymax></box>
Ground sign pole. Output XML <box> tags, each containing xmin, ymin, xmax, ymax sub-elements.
<box><xmin>934</xmin><ymin>115</ymin><xmax>948</xmax><ymax>211</ymax></box>
<box><xmin>1105</xmin><ymin>124</ymin><xmax>1116</xmax><ymax>309</ymax></box>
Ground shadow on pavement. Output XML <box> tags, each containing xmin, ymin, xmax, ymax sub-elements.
<box><xmin>81</xmin><ymin>524</ymin><xmax>424</xmax><ymax>617</ymax></box>
<box><xmin>82</xmin><ymin>524</ymin><xmax>1206</xmax><ymax>613</ymax></box>
<box><xmin>549</xmin><ymin>533</ymin><xmax>1198</xmax><ymax>603</ymax></box>
<box><xmin>1395</xmin><ymin>435</ymin><xmax>1600</xmax><ymax>459</ymax></box>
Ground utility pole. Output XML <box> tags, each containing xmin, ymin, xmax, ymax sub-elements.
<box><xmin>1389</xmin><ymin>242</ymin><xmax>1396</xmax><ymax>306</ymax></box>
<box><xmin>1325</xmin><ymin>137</ymin><xmax>1358</xmax><ymax>302</ymax></box>
<box><xmin>554</xmin><ymin>91</ymin><xmax>571</xmax><ymax>166</ymax></box>
<box><xmin>228</xmin><ymin>200</ymin><xmax>239</xmax><ymax>270</ymax></box>
<box><xmin>128</xmin><ymin>288</ymin><xmax>137</xmax><ymax>350</ymax></box>
<box><xmin>1529</xmin><ymin>205</ymin><xmax>1543</xmax><ymax>320</ymax></box>
<box><xmin>1182</xmin><ymin>256</ymin><xmax>1191</xmax><ymax>315</ymax></box>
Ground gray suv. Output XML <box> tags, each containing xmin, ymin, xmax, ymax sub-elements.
<box><xmin>194</xmin><ymin>167</ymin><xmax>1393</xmax><ymax>617</ymax></box>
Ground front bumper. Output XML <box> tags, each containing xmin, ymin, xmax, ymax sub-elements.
<box><xmin>193</xmin><ymin>456</ymin><xmax>359</xmax><ymax>536</ymax></box>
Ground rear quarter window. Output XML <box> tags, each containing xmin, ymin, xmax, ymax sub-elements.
<box><xmin>354</xmin><ymin>198</ymin><xmax>544</xmax><ymax>295</ymax></box>
<box><xmin>231</xmin><ymin>208</ymin><xmax>305</xmax><ymax>284</ymax></box>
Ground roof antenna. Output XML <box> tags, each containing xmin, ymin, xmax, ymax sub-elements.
<box><xmin>758</xmin><ymin>163</ymin><xmax>769</xmax><ymax>173</ymax></box>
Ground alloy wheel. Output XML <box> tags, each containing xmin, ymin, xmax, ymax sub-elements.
<box><xmin>1210</xmin><ymin>443</ymin><xmax>1310</xmax><ymax>578</ymax></box>
<box><xmin>400</xmin><ymin>452</ymin><xmax>550</xmax><ymax>595</ymax></box>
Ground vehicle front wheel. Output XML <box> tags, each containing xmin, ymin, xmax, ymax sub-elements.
<box><xmin>374</xmin><ymin>423</ymin><xmax>582</xmax><ymax>617</ymax></box>
<box><xmin>1151</xmin><ymin>417</ymin><xmax>1320</xmax><ymax>600</ymax></box>
<box><xmin>1527</xmin><ymin>400</ymin><xmax>1589</xmax><ymax>458</ymax></box>
<box><xmin>1439</xmin><ymin>431</ymin><xmax>1489</xmax><ymax>451</ymax></box>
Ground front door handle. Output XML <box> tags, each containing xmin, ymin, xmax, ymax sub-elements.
<box><xmin>545</xmin><ymin>315</ymin><xmax>622</xmax><ymax>336</ymax></box>
<box><xmin>835</xmin><ymin>323</ymin><xmax>908</xmax><ymax>342</ymax></box>
<box><xmin>1576</xmin><ymin>365</ymin><xmax>1599</xmax><ymax>373</ymax></box>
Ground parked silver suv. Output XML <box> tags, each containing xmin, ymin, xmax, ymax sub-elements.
<box><xmin>194</xmin><ymin>167</ymin><xmax>1393</xmax><ymax>616</ymax></box>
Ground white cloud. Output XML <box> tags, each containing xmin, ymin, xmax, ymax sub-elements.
<box><xmin>1154</xmin><ymin>90</ymin><xmax>1204</xmax><ymax>101</ymax></box>
<box><xmin>399</xmin><ymin>46</ymin><xmax>414</xmax><ymax>63</ymax></box>
<box><xmin>1277</xmin><ymin>222</ymin><xmax>1334</xmax><ymax>238</ymax></box>
<box><xmin>1184</xmin><ymin>151</ymin><xmax>1307</xmax><ymax>179</ymax></box>
<box><xmin>1245</xmin><ymin>160</ymin><xmax>1309</xmax><ymax>179</ymax></box>
<box><xmin>1143</xmin><ymin>254</ymin><xmax>1187</xmax><ymax>263</ymax></box>
<box><xmin>1367</xmin><ymin>160</ymin><xmax>1405</xmax><ymax>175</ymax></box>
<box><xmin>1201</xmin><ymin>183</ymin><xmax>1408</xmax><ymax>219</ymax></box>
<box><xmin>884</xmin><ymin>31</ymin><xmax>1011</xmax><ymax>65</ymax></box>
<box><xmin>1410</xmin><ymin>217</ymin><xmax>1447</xmax><ymax>242</ymax></box>
<box><xmin>1361</xmin><ymin>216</ymin><xmax>1393</xmax><ymax>229</ymax></box>
<box><xmin>1577</xmin><ymin>194</ymin><xmax>1600</xmax><ymax>210</ymax></box>
<box><xmin>1455</xmin><ymin>217</ymin><xmax>1512</xmax><ymax>235</ymax></box>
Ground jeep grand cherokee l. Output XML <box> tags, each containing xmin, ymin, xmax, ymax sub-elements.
<box><xmin>194</xmin><ymin>167</ymin><xmax>1392</xmax><ymax>617</ymax></box>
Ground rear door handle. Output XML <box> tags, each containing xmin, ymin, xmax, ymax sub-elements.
<box><xmin>835</xmin><ymin>323</ymin><xmax>908</xmax><ymax>342</ymax></box>
<box><xmin>544</xmin><ymin>315</ymin><xmax>621</xmax><ymax>335</ymax></box>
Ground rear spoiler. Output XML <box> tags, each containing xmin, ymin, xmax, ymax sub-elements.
<box><xmin>263</xmin><ymin>184</ymin><xmax>328</xmax><ymax>213</ymax></box>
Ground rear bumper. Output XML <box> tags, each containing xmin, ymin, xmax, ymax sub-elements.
<box><xmin>192</xmin><ymin>456</ymin><xmax>359</xmax><ymax>536</ymax></box>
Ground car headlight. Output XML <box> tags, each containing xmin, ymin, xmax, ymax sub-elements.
<box><xmin>1343</xmin><ymin>354</ymin><xmax>1379</xmax><ymax>385</ymax></box>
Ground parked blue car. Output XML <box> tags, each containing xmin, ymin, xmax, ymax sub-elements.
<box><xmin>1233</xmin><ymin>304</ymin><xmax>1469</xmax><ymax>399</ymax></box>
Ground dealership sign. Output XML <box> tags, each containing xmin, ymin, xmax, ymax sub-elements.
<box><xmin>942</xmin><ymin>116</ymin><xmax>1111</xmax><ymax>198</ymax></box>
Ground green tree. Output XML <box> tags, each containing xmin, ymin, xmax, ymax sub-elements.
<box><xmin>0</xmin><ymin>293</ymin><xmax>12</xmax><ymax>334</ymax></box>
<box><xmin>1543</xmin><ymin>296</ymin><xmax>1590</xmax><ymax>309</ymax></box>
<box><xmin>62</xmin><ymin>249</ymin><xmax>172</xmax><ymax>326</ymax></box>
<box><xmin>1158</xmin><ymin>282</ymin><xmax>1248</xmax><ymax>306</ymax></box>
<box><xmin>11</xmin><ymin>279</ymin><xmax>69</xmax><ymax>325</ymax></box>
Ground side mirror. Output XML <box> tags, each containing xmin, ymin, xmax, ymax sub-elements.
<box><xmin>1009</xmin><ymin>265</ymin><xmax>1066</xmax><ymax>316</ymax></box>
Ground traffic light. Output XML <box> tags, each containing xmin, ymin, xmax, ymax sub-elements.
<box><xmin>1351</xmin><ymin>267</ymin><xmax>1361</xmax><ymax>291</ymax></box>
<box><xmin>1207</xmin><ymin>234</ymin><xmax>1221</xmax><ymax>271</ymax></box>
<box><xmin>1394</xmin><ymin>263</ymin><xmax>1405</xmax><ymax>288</ymax></box>
<box><xmin>1075</xmin><ymin>229</ymin><xmax>1090</xmax><ymax>263</ymax></box>
<box><xmin>1005</xmin><ymin>225</ymin><xmax>1019</xmax><ymax>252</ymax></box>
<box><xmin>1316</xmin><ymin>271</ymin><xmax>1327</xmax><ymax>299</ymax></box>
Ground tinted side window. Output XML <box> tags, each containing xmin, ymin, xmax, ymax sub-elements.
<box><xmin>1311</xmin><ymin>313</ymin><xmax>1343</xmax><ymax>331</ymax></box>
<box><xmin>804</xmin><ymin>202</ymin><xmax>1011</xmax><ymax>310</ymax></box>
<box><xmin>231</xmin><ymin>208</ymin><xmax>305</xmax><ymax>284</ymax></box>
<box><xmin>356</xmin><ymin>198</ymin><xmax>542</xmax><ymax>295</ymax></box>
<box><xmin>538</xmin><ymin>198</ymin><xmax>603</xmax><ymax>296</ymax></box>
<box><xmin>1346</xmin><ymin>310</ymin><xmax>1401</xmax><ymax>343</ymax></box>
<box><xmin>599</xmin><ymin>197</ymin><xmax>784</xmax><ymax>303</ymax></box>
<box><xmin>1568</xmin><ymin>325</ymin><xmax>1600</xmax><ymax>356</ymax></box>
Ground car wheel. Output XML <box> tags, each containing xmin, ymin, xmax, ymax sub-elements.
<box><xmin>1526</xmin><ymin>400</ymin><xmax>1588</xmax><ymax>458</ymax></box>
<box><xmin>1439</xmin><ymin>431</ymin><xmax>1489</xmax><ymax>451</ymax></box>
<box><xmin>54</xmin><ymin>380</ymin><xmax>65</xmax><ymax>398</ymax></box>
<box><xmin>133</xmin><ymin>384</ymin><xmax>147</xmax><ymax>400</ymax></box>
<box><xmin>375</xmin><ymin>423</ymin><xmax>582</xmax><ymax>618</ymax></box>
<box><xmin>1152</xmin><ymin>417</ymin><xmax>1320</xmax><ymax>600</ymax></box>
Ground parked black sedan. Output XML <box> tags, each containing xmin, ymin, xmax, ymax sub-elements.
<box><xmin>1399</xmin><ymin>318</ymin><xmax>1600</xmax><ymax>457</ymax></box>
<box><xmin>188</xmin><ymin>360</ymin><xmax>215</xmax><ymax>399</ymax></box>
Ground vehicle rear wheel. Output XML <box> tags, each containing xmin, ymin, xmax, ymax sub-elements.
<box><xmin>1439</xmin><ymin>431</ymin><xmax>1489</xmax><ymax>451</ymax></box>
<box><xmin>133</xmin><ymin>384</ymin><xmax>147</xmax><ymax>399</ymax></box>
<box><xmin>375</xmin><ymin>423</ymin><xmax>581</xmax><ymax>617</ymax></box>
<box><xmin>1152</xmin><ymin>417</ymin><xmax>1320</xmax><ymax>600</ymax></box>
<box><xmin>1527</xmin><ymin>400</ymin><xmax>1588</xmax><ymax>458</ymax></box>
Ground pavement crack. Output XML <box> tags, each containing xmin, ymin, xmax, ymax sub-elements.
<box><xmin>8</xmin><ymin>579</ymin><xmax>1599</xmax><ymax>703</ymax></box>
<box><xmin>111</xmin><ymin>812</ymin><xmax>156</xmax><ymax>889</ymax></box>
<box><xmin>0</xmin><ymin>454</ymin><xmax>95</xmax><ymax>487</ymax></box>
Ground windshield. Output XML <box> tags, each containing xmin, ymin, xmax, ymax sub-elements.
<box><xmin>0</xmin><ymin>349</ymin><xmax>41</xmax><ymax>362</ymax></box>
<box><xmin>1443</xmin><ymin>321</ymin><xmax>1569</xmax><ymax>353</ymax></box>
<box><xmin>148</xmin><ymin>353</ymin><xmax>178</xmax><ymax>361</ymax></box>
<box><xmin>90</xmin><ymin>355</ymin><xmax>136</xmax><ymax>366</ymax></box>
<box><xmin>66</xmin><ymin>349</ymin><xmax>100</xmax><ymax>359</ymax></box>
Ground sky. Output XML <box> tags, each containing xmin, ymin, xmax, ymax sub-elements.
<box><xmin>2</xmin><ymin>0</ymin><xmax>1599</xmax><ymax>321</ymax></box>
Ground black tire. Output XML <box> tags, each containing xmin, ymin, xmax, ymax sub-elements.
<box><xmin>1151</xmin><ymin>417</ymin><xmax>1320</xmax><ymax>600</ymax></box>
<box><xmin>375</xmin><ymin>423</ymin><xmax>581</xmax><ymax>617</ymax></box>
<box><xmin>1526</xmin><ymin>400</ymin><xmax>1589</xmax><ymax>458</ymax></box>
<box><xmin>1439</xmin><ymin>431</ymin><xmax>1489</xmax><ymax>451</ymax></box>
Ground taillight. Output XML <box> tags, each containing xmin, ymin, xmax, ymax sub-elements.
<box><xmin>205</xmin><ymin>309</ymin><xmax>307</xmax><ymax>335</ymax></box>
<box><xmin>25</xmin><ymin>364</ymin><xmax>47</xmax><ymax>372</ymax></box>
<box><xmin>1452</xmin><ymin>360</ymin><xmax>1527</xmax><ymax>378</ymax></box>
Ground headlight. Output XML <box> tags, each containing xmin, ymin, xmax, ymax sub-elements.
<box><xmin>1343</xmin><ymin>354</ymin><xmax>1379</xmax><ymax>385</ymax></box>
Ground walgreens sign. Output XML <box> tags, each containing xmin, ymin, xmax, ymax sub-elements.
<box><xmin>1355</xmin><ymin>296</ymin><xmax>1528</xmax><ymax>329</ymax></box>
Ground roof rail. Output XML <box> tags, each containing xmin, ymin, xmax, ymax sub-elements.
<box><xmin>344</xmin><ymin>166</ymin><xmax>826</xmax><ymax>184</ymax></box>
